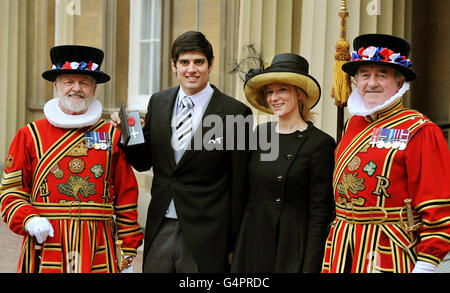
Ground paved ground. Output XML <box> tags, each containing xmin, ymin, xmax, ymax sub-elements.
<box><xmin>0</xmin><ymin>221</ymin><xmax>22</xmax><ymax>273</ymax></box>
<box><xmin>0</xmin><ymin>221</ymin><xmax>143</xmax><ymax>273</ymax></box>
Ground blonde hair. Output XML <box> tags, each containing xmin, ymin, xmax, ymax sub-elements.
<box><xmin>293</xmin><ymin>86</ymin><xmax>311</xmax><ymax>122</ymax></box>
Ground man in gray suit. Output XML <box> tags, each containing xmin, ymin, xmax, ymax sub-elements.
<box><xmin>111</xmin><ymin>31</ymin><xmax>252</xmax><ymax>273</ymax></box>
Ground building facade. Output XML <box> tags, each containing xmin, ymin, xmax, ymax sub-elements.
<box><xmin>1</xmin><ymin>0</ymin><xmax>449</xmax><ymax>267</ymax></box>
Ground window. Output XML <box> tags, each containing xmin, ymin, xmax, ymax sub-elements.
<box><xmin>128</xmin><ymin>0</ymin><xmax>161</xmax><ymax>111</ymax></box>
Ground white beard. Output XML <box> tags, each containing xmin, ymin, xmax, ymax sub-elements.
<box><xmin>58</xmin><ymin>93</ymin><xmax>91</xmax><ymax>114</ymax></box>
<box><xmin>44</xmin><ymin>98</ymin><xmax>103</xmax><ymax>129</ymax></box>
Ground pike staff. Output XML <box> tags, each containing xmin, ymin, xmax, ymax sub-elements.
<box><xmin>331</xmin><ymin>0</ymin><xmax>352</xmax><ymax>143</ymax></box>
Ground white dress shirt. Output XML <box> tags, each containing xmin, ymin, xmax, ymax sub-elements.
<box><xmin>165</xmin><ymin>83</ymin><xmax>214</xmax><ymax>219</ymax></box>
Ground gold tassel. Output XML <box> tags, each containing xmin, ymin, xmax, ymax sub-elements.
<box><xmin>331</xmin><ymin>38</ymin><xmax>352</xmax><ymax>107</ymax></box>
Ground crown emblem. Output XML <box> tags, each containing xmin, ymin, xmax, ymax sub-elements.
<box><xmin>67</xmin><ymin>142</ymin><xmax>88</xmax><ymax>157</ymax></box>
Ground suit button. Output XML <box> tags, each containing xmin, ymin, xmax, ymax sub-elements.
<box><xmin>275</xmin><ymin>198</ymin><xmax>282</xmax><ymax>205</ymax></box>
<box><xmin>286</xmin><ymin>154</ymin><xmax>293</xmax><ymax>160</ymax></box>
<box><xmin>277</xmin><ymin>175</ymin><xmax>284</xmax><ymax>182</ymax></box>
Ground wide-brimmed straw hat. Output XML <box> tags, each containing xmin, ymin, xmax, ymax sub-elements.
<box><xmin>243</xmin><ymin>53</ymin><xmax>321</xmax><ymax>114</ymax></box>
<box><xmin>42</xmin><ymin>45</ymin><xmax>110</xmax><ymax>84</ymax></box>
<box><xmin>342</xmin><ymin>33</ymin><xmax>417</xmax><ymax>81</ymax></box>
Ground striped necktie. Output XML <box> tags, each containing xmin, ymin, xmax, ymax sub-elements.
<box><xmin>174</xmin><ymin>96</ymin><xmax>194</xmax><ymax>150</ymax></box>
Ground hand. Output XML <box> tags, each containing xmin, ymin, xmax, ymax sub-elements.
<box><xmin>412</xmin><ymin>261</ymin><xmax>437</xmax><ymax>273</ymax></box>
<box><xmin>110</xmin><ymin>111</ymin><xmax>122</xmax><ymax>128</ymax></box>
<box><xmin>26</xmin><ymin>217</ymin><xmax>54</xmax><ymax>244</ymax></box>
<box><xmin>110</xmin><ymin>111</ymin><xmax>145</xmax><ymax>128</ymax></box>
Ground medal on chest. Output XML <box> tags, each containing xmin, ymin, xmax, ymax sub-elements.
<box><xmin>85</xmin><ymin>131</ymin><xmax>113</xmax><ymax>151</ymax></box>
<box><xmin>370</xmin><ymin>127</ymin><xmax>410</xmax><ymax>150</ymax></box>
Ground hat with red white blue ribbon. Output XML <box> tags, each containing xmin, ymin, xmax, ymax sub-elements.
<box><xmin>342</xmin><ymin>34</ymin><xmax>417</xmax><ymax>81</ymax></box>
<box><xmin>42</xmin><ymin>45</ymin><xmax>110</xmax><ymax>84</ymax></box>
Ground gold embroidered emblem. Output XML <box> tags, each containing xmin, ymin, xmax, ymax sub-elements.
<box><xmin>69</xmin><ymin>158</ymin><xmax>85</xmax><ymax>174</ymax></box>
<box><xmin>347</xmin><ymin>156</ymin><xmax>361</xmax><ymax>171</ymax></box>
<box><xmin>337</xmin><ymin>172</ymin><xmax>366</xmax><ymax>198</ymax></box>
<box><xmin>50</xmin><ymin>163</ymin><xmax>64</xmax><ymax>179</ymax></box>
<box><xmin>40</xmin><ymin>179</ymin><xmax>50</xmax><ymax>198</ymax></box>
<box><xmin>359</xmin><ymin>143</ymin><xmax>370</xmax><ymax>153</ymax></box>
<box><xmin>6</xmin><ymin>154</ymin><xmax>13</xmax><ymax>168</ymax></box>
<box><xmin>57</xmin><ymin>174</ymin><xmax>96</xmax><ymax>201</ymax></box>
<box><xmin>67</xmin><ymin>142</ymin><xmax>88</xmax><ymax>157</ymax></box>
<box><xmin>372</xmin><ymin>175</ymin><xmax>391</xmax><ymax>198</ymax></box>
<box><xmin>0</xmin><ymin>169</ymin><xmax>23</xmax><ymax>191</ymax></box>
<box><xmin>337</xmin><ymin>196</ymin><xmax>366</xmax><ymax>207</ymax></box>
<box><xmin>102</xmin><ymin>180</ymin><xmax>110</xmax><ymax>202</ymax></box>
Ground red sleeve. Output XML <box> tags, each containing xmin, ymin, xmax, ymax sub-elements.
<box><xmin>405</xmin><ymin>123</ymin><xmax>450</xmax><ymax>266</ymax></box>
<box><xmin>111</xmin><ymin>132</ymin><xmax>144</xmax><ymax>256</ymax></box>
<box><xmin>0</xmin><ymin>126</ymin><xmax>40</xmax><ymax>235</ymax></box>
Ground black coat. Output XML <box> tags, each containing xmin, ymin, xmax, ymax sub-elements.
<box><xmin>122</xmin><ymin>85</ymin><xmax>252</xmax><ymax>272</ymax></box>
<box><xmin>231</xmin><ymin>122</ymin><xmax>335</xmax><ymax>273</ymax></box>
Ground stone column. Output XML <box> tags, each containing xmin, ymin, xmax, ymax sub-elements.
<box><xmin>0</xmin><ymin>0</ymin><xmax>27</xmax><ymax>162</ymax></box>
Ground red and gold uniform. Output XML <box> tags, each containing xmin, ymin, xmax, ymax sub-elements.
<box><xmin>322</xmin><ymin>101</ymin><xmax>450</xmax><ymax>273</ymax></box>
<box><xmin>0</xmin><ymin>119</ymin><xmax>144</xmax><ymax>273</ymax></box>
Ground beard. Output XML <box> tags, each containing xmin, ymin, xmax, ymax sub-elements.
<box><xmin>58</xmin><ymin>91</ymin><xmax>91</xmax><ymax>114</ymax></box>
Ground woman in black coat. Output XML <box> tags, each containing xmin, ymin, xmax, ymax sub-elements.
<box><xmin>231</xmin><ymin>53</ymin><xmax>335</xmax><ymax>273</ymax></box>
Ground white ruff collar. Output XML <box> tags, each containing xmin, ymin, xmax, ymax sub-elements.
<box><xmin>347</xmin><ymin>82</ymin><xmax>410</xmax><ymax>117</ymax></box>
<box><xmin>44</xmin><ymin>98</ymin><xmax>102</xmax><ymax>129</ymax></box>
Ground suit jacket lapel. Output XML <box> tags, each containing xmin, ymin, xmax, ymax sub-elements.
<box><xmin>175</xmin><ymin>86</ymin><xmax>224</xmax><ymax>171</ymax></box>
<box><xmin>159</xmin><ymin>86</ymin><xmax>179</xmax><ymax>171</ymax></box>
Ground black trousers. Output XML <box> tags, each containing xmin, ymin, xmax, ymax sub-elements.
<box><xmin>143</xmin><ymin>218</ymin><xmax>199</xmax><ymax>273</ymax></box>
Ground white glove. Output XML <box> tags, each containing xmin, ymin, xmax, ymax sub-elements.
<box><xmin>412</xmin><ymin>261</ymin><xmax>437</xmax><ymax>273</ymax></box>
<box><xmin>120</xmin><ymin>266</ymin><xmax>134</xmax><ymax>273</ymax></box>
<box><xmin>26</xmin><ymin>217</ymin><xmax>54</xmax><ymax>244</ymax></box>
